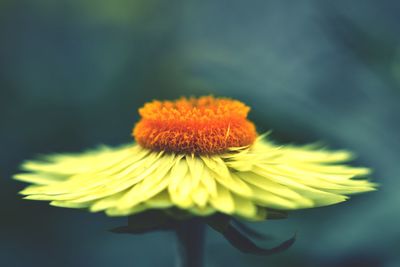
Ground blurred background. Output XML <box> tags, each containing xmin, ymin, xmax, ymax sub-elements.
<box><xmin>1</xmin><ymin>0</ymin><xmax>399</xmax><ymax>266</ymax></box>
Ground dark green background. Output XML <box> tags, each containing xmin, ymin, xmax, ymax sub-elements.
<box><xmin>1</xmin><ymin>1</ymin><xmax>399</xmax><ymax>266</ymax></box>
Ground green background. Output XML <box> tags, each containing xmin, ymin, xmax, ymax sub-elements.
<box><xmin>1</xmin><ymin>1</ymin><xmax>399</xmax><ymax>266</ymax></box>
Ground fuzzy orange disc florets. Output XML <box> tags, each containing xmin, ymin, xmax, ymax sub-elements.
<box><xmin>133</xmin><ymin>96</ymin><xmax>257</xmax><ymax>154</ymax></box>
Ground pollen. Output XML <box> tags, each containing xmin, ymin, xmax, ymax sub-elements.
<box><xmin>133</xmin><ymin>96</ymin><xmax>257</xmax><ymax>154</ymax></box>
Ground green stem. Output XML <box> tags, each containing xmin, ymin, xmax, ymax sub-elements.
<box><xmin>175</xmin><ymin>219</ymin><xmax>205</xmax><ymax>267</ymax></box>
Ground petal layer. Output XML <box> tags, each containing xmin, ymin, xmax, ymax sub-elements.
<box><xmin>15</xmin><ymin>136</ymin><xmax>376</xmax><ymax>220</ymax></box>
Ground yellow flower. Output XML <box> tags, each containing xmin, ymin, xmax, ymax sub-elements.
<box><xmin>14</xmin><ymin>96</ymin><xmax>376</xmax><ymax>221</ymax></box>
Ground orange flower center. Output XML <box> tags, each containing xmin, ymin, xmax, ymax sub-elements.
<box><xmin>133</xmin><ymin>96</ymin><xmax>257</xmax><ymax>154</ymax></box>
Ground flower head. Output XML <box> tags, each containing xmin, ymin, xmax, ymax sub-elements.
<box><xmin>15</xmin><ymin>96</ymin><xmax>376</xmax><ymax>221</ymax></box>
<box><xmin>133</xmin><ymin>96</ymin><xmax>256</xmax><ymax>154</ymax></box>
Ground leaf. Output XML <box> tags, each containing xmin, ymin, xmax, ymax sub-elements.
<box><xmin>231</xmin><ymin>219</ymin><xmax>272</xmax><ymax>241</ymax></box>
<box><xmin>207</xmin><ymin>214</ymin><xmax>296</xmax><ymax>255</ymax></box>
<box><xmin>265</xmin><ymin>209</ymin><xmax>289</xmax><ymax>220</ymax></box>
<box><xmin>110</xmin><ymin>210</ymin><xmax>175</xmax><ymax>234</ymax></box>
<box><xmin>220</xmin><ymin>225</ymin><xmax>296</xmax><ymax>255</ymax></box>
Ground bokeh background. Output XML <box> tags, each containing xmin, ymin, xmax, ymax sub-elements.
<box><xmin>1</xmin><ymin>1</ymin><xmax>400</xmax><ymax>266</ymax></box>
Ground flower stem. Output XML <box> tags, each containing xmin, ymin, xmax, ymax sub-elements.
<box><xmin>175</xmin><ymin>219</ymin><xmax>205</xmax><ymax>267</ymax></box>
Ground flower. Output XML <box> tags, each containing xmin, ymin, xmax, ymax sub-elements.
<box><xmin>14</xmin><ymin>96</ymin><xmax>376</xmax><ymax>221</ymax></box>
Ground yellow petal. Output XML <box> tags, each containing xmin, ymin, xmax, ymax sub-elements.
<box><xmin>209</xmin><ymin>184</ymin><xmax>235</xmax><ymax>214</ymax></box>
<box><xmin>202</xmin><ymin>156</ymin><xmax>253</xmax><ymax>197</ymax></box>
<box><xmin>168</xmin><ymin>156</ymin><xmax>193</xmax><ymax>208</ymax></box>
<box><xmin>232</xmin><ymin>194</ymin><xmax>257</xmax><ymax>218</ymax></box>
